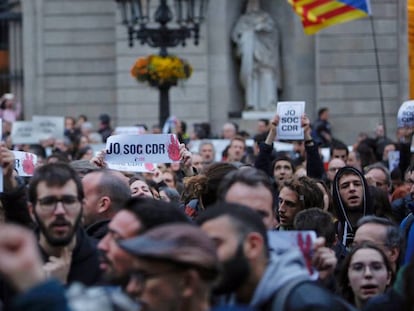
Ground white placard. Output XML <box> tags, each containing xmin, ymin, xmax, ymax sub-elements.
<box><xmin>11</xmin><ymin>121</ymin><xmax>38</xmax><ymax>144</ymax></box>
<box><xmin>397</xmin><ymin>100</ymin><xmax>414</xmax><ymax>128</ymax></box>
<box><xmin>33</xmin><ymin>116</ymin><xmax>65</xmax><ymax>140</ymax></box>
<box><xmin>268</xmin><ymin>230</ymin><xmax>317</xmax><ymax>278</ymax></box>
<box><xmin>105</xmin><ymin>134</ymin><xmax>181</xmax><ymax>167</ymax></box>
<box><xmin>276</xmin><ymin>101</ymin><xmax>305</xmax><ymax>140</ymax></box>
<box><xmin>114</xmin><ymin>126</ymin><xmax>146</xmax><ymax>135</ymax></box>
<box><xmin>13</xmin><ymin>151</ymin><xmax>37</xmax><ymax>177</ymax></box>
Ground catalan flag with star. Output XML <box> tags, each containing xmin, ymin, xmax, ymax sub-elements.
<box><xmin>288</xmin><ymin>0</ymin><xmax>371</xmax><ymax>35</ymax></box>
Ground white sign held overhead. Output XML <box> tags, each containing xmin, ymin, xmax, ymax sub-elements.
<box><xmin>276</xmin><ymin>101</ymin><xmax>305</xmax><ymax>140</ymax></box>
<box><xmin>105</xmin><ymin>134</ymin><xmax>181</xmax><ymax>169</ymax></box>
<box><xmin>33</xmin><ymin>116</ymin><xmax>65</xmax><ymax>140</ymax></box>
<box><xmin>11</xmin><ymin>121</ymin><xmax>38</xmax><ymax>144</ymax></box>
<box><xmin>13</xmin><ymin>151</ymin><xmax>37</xmax><ymax>177</ymax></box>
<box><xmin>397</xmin><ymin>100</ymin><xmax>414</xmax><ymax>128</ymax></box>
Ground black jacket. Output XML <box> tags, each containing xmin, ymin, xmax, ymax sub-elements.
<box><xmin>362</xmin><ymin>288</ymin><xmax>405</xmax><ymax>311</ymax></box>
<box><xmin>39</xmin><ymin>228</ymin><xmax>102</xmax><ymax>286</ymax></box>
<box><xmin>284</xmin><ymin>281</ymin><xmax>356</xmax><ymax>311</ymax></box>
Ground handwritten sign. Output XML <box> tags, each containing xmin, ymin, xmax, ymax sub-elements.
<box><xmin>33</xmin><ymin>116</ymin><xmax>64</xmax><ymax>140</ymax></box>
<box><xmin>114</xmin><ymin>126</ymin><xmax>146</xmax><ymax>135</ymax></box>
<box><xmin>397</xmin><ymin>100</ymin><xmax>414</xmax><ymax>128</ymax></box>
<box><xmin>268</xmin><ymin>230</ymin><xmax>317</xmax><ymax>278</ymax></box>
<box><xmin>276</xmin><ymin>101</ymin><xmax>305</xmax><ymax>140</ymax></box>
<box><xmin>13</xmin><ymin>151</ymin><xmax>37</xmax><ymax>177</ymax></box>
<box><xmin>11</xmin><ymin>121</ymin><xmax>38</xmax><ymax>144</ymax></box>
<box><xmin>105</xmin><ymin>134</ymin><xmax>181</xmax><ymax>168</ymax></box>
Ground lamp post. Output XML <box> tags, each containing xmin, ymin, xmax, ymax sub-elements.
<box><xmin>115</xmin><ymin>0</ymin><xmax>208</xmax><ymax>126</ymax></box>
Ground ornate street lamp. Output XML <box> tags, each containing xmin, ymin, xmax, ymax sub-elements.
<box><xmin>115</xmin><ymin>0</ymin><xmax>208</xmax><ymax>126</ymax></box>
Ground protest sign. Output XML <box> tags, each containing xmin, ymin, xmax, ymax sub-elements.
<box><xmin>114</xmin><ymin>126</ymin><xmax>146</xmax><ymax>135</ymax></box>
<box><xmin>397</xmin><ymin>100</ymin><xmax>414</xmax><ymax>128</ymax></box>
<box><xmin>11</xmin><ymin>121</ymin><xmax>38</xmax><ymax>144</ymax></box>
<box><xmin>13</xmin><ymin>151</ymin><xmax>37</xmax><ymax>177</ymax></box>
<box><xmin>268</xmin><ymin>230</ymin><xmax>317</xmax><ymax>278</ymax></box>
<box><xmin>33</xmin><ymin>116</ymin><xmax>65</xmax><ymax>140</ymax></box>
<box><xmin>105</xmin><ymin>134</ymin><xmax>181</xmax><ymax>169</ymax></box>
<box><xmin>388</xmin><ymin>150</ymin><xmax>400</xmax><ymax>172</ymax></box>
<box><xmin>276</xmin><ymin>101</ymin><xmax>305</xmax><ymax>140</ymax></box>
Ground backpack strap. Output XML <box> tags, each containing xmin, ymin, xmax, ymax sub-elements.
<box><xmin>271</xmin><ymin>275</ymin><xmax>310</xmax><ymax>311</ymax></box>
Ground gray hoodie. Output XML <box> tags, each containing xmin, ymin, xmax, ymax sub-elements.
<box><xmin>249</xmin><ymin>248</ymin><xmax>310</xmax><ymax>308</ymax></box>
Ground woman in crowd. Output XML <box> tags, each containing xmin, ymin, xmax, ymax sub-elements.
<box><xmin>338</xmin><ymin>242</ymin><xmax>394</xmax><ymax>309</ymax></box>
<box><xmin>129</xmin><ymin>176</ymin><xmax>156</xmax><ymax>199</ymax></box>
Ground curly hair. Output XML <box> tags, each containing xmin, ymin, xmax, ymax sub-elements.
<box><xmin>280</xmin><ymin>176</ymin><xmax>324</xmax><ymax>210</ymax></box>
<box><xmin>181</xmin><ymin>162</ymin><xmax>237</xmax><ymax>209</ymax></box>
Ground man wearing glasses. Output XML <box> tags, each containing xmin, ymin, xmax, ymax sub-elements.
<box><xmin>27</xmin><ymin>162</ymin><xmax>101</xmax><ymax>286</ymax></box>
<box><xmin>0</xmin><ymin>162</ymin><xmax>102</xmax><ymax>309</ymax></box>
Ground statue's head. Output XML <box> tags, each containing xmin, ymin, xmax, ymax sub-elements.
<box><xmin>245</xmin><ymin>0</ymin><xmax>261</xmax><ymax>12</ymax></box>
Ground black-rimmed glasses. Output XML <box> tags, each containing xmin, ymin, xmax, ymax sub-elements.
<box><xmin>37</xmin><ymin>195</ymin><xmax>80</xmax><ymax>213</ymax></box>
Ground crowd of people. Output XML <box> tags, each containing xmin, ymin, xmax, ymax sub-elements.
<box><xmin>0</xmin><ymin>105</ymin><xmax>413</xmax><ymax>311</ymax></box>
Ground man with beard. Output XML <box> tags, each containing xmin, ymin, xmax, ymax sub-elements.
<box><xmin>0</xmin><ymin>222</ymin><xmax>218</xmax><ymax>311</ymax></box>
<box><xmin>27</xmin><ymin>162</ymin><xmax>101</xmax><ymax>285</ymax></box>
<box><xmin>0</xmin><ymin>162</ymin><xmax>102</xmax><ymax>308</ymax></box>
<box><xmin>197</xmin><ymin>203</ymin><xmax>354</xmax><ymax>310</ymax></box>
<box><xmin>332</xmin><ymin>166</ymin><xmax>373</xmax><ymax>248</ymax></box>
<box><xmin>0</xmin><ymin>198</ymin><xmax>190</xmax><ymax>310</ymax></box>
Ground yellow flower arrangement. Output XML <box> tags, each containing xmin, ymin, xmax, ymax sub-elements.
<box><xmin>131</xmin><ymin>55</ymin><xmax>193</xmax><ymax>87</ymax></box>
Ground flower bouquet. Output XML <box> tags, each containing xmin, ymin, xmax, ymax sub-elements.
<box><xmin>130</xmin><ymin>55</ymin><xmax>193</xmax><ymax>87</ymax></box>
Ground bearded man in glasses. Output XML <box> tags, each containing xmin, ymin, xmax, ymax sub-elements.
<box><xmin>0</xmin><ymin>162</ymin><xmax>102</xmax><ymax>308</ymax></box>
<box><xmin>27</xmin><ymin>162</ymin><xmax>102</xmax><ymax>286</ymax></box>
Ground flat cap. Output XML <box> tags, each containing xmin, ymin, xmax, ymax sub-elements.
<box><xmin>118</xmin><ymin>224</ymin><xmax>219</xmax><ymax>279</ymax></box>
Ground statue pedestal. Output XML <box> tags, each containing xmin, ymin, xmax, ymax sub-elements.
<box><xmin>239</xmin><ymin>110</ymin><xmax>276</xmax><ymax>135</ymax></box>
<box><xmin>241</xmin><ymin>110</ymin><xmax>275</xmax><ymax>120</ymax></box>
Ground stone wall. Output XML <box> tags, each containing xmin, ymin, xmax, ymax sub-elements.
<box><xmin>315</xmin><ymin>0</ymin><xmax>408</xmax><ymax>144</ymax></box>
<box><xmin>23</xmin><ymin>0</ymin><xmax>117</xmax><ymax>122</ymax></box>
<box><xmin>22</xmin><ymin>0</ymin><xmax>409</xmax><ymax>141</ymax></box>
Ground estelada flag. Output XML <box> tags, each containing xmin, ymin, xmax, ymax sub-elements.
<box><xmin>288</xmin><ymin>0</ymin><xmax>371</xmax><ymax>35</ymax></box>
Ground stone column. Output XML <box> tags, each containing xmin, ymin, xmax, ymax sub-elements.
<box><xmin>22</xmin><ymin>0</ymin><xmax>45</xmax><ymax>119</ymax></box>
<box><xmin>207</xmin><ymin>0</ymin><xmax>244</xmax><ymax>135</ymax></box>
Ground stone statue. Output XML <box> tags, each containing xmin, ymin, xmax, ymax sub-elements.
<box><xmin>232</xmin><ymin>0</ymin><xmax>282</xmax><ymax>111</ymax></box>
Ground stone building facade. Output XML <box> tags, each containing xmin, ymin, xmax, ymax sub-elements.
<box><xmin>21</xmin><ymin>0</ymin><xmax>408</xmax><ymax>144</ymax></box>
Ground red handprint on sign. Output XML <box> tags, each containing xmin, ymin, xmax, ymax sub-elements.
<box><xmin>167</xmin><ymin>135</ymin><xmax>180</xmax><ymax>161</ymax></box>
<box><xmin>144</xmin><ymin>163</ymin><xmax>155</xmax><ymax>171</ymax></box>
<box><xmin>297</xmin><ymin>233</ymin><xmax>313</xmax><ymax>275</ymax></box>
<box><xmin>22</xmin><ymin>153</ymin><xmax>35</xmax><ymax>175</ymax></box>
